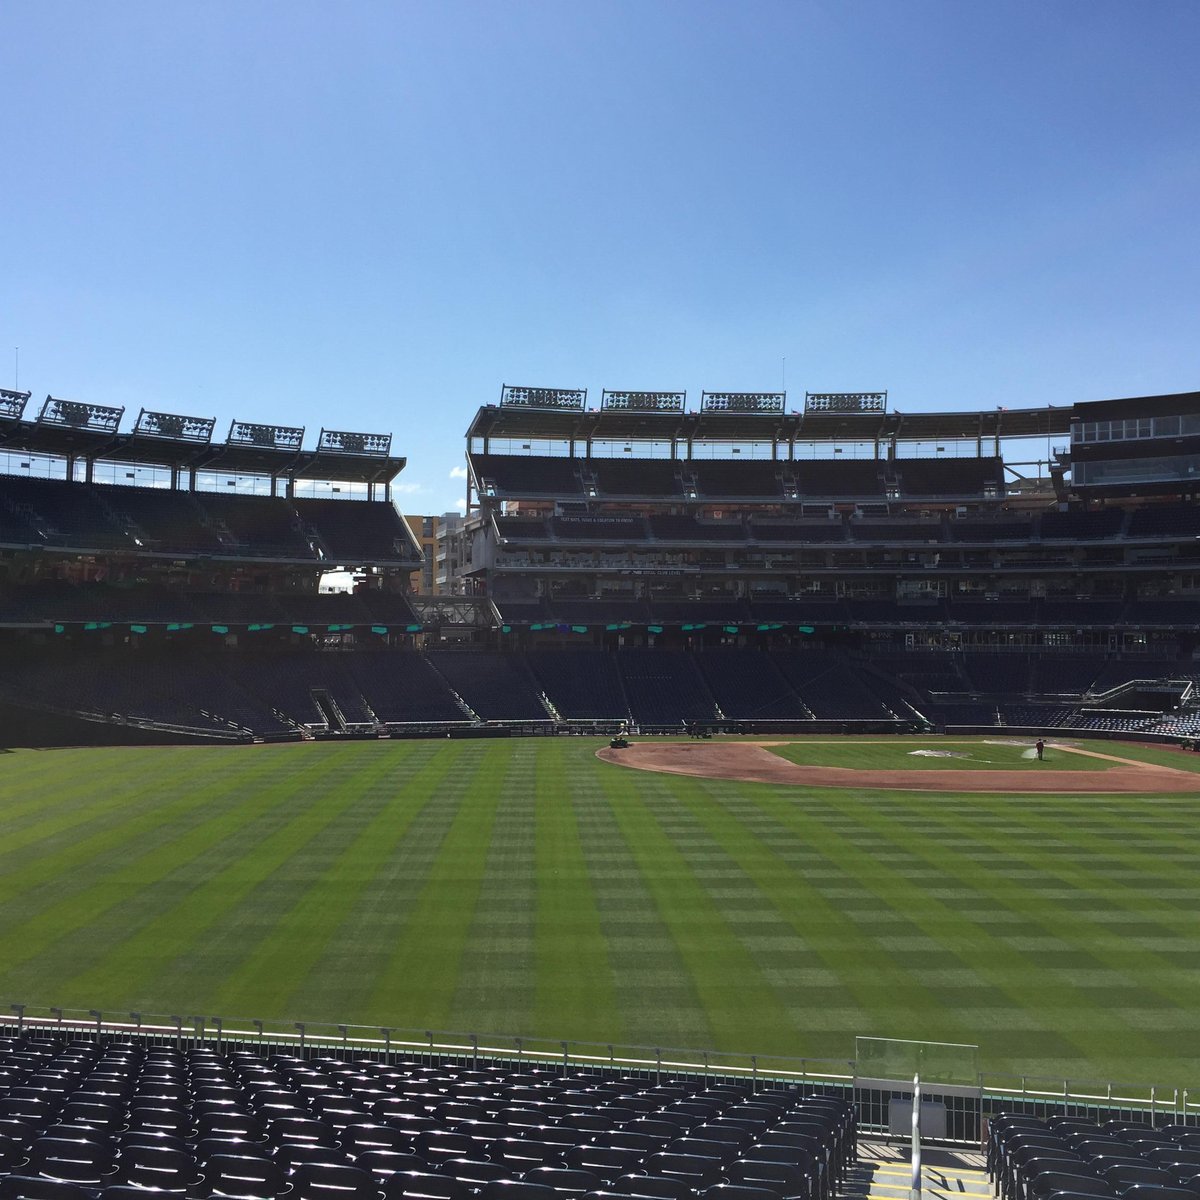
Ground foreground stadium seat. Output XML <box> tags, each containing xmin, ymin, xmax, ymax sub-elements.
<box><xmin>203</xmin><ymin>1152</ymin><xmax>290</xmax><ymax>1200</ymax></box>
<box><xmin>381</xmin><ymin>1171</ymin><xmax>470</xmax><ymax>1200</ymax></box>
<box><xmin>290</xmin><ymin>1162</ymin><xmax>383</xmax><ymax>1200</ymax></box>
<box><xmin>0</xmin><ymin>1178</ymin><xmax>93</xmax><ymax>1200</ymax></box>
<box><xmin>23</xmin><ymin>1135</ymin><xmax>113</xmax><ymax>1186</ymax></box>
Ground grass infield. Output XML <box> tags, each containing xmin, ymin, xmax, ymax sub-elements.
<box><xmin>1</xmin><ymin>736</ymin><xmax>1197</xmax><ymax>1088</ymax></box>
<box><xmin>764</xmin><ymin>736</ymin><xmax>1114</xmax><ymax>772</ymax></box>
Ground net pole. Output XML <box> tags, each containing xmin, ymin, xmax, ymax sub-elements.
<box><xmin>911</xmin><ymin>1073</ymin><xmax>922</xmax><ymax>1200</ymax></box>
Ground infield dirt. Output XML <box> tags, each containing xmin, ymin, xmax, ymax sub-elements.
<box><xmin>596</xmin><ymin>739</ymin><xmax>1200</xmax><ymax>793</ymax></box>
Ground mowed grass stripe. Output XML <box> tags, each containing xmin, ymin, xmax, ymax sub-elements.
<box><xmin>598</xmin><ymin>759</ymin><xmax>794</xmax><ymax>1054</ymax></box>
<box><xmin>573</xmin><ymin>750</ymin><xmax>713</xmax><ymax>1051</ymax></box>
<box><xmin>874</xmin><ymin>797</ymin><xmax>1200</xmax><ymax>1012</ymax></box>
<box><xmin>0</xmin><ymin>749</ymin><xmax>334</xmax><ymax>981</ymax></box>
<box><xmin>1015</xmin><ymin>799</ymin><xmax>1200</xmax><ymax>900</ymax></box>
<box><xmin>533</xmin><ymin>741</ymin><xmax>620</xmax><ymax>1044</ymax></box>
<box><xmin>660</xmin><ymin>776</ymin><xmax>969</xmax><ymax>1049</ymax></box>
<box><xmin>822</xmin><ymin>795</ymin><xmax>1174</xmax><ymax>1068</ymax></box>
<box><xmin>887</xmin><ymin>796</ymin><xmax>1200</xmax><ymax>939</ymax></box>
<box><xmin>0</xmin><ymin>747</ymin><xmax>279</xmax><ymax>882</ymax></box>
<box><xmin>206</xmin><ymin>744</ymin><xmax>452</xmax><ymax>1018</ymax></box>
<box><xmin>282</xmin><ymin>744</ymin><xmax>471</xmax><ymax>1023</ymax></box>
<box><xmin>854</xmin><ymin>792</ymin><xmax>1190</xmax><ymax>1084</ymax></box>
<box><xmin>448</xmin><ymin>743</ymin><xmax>536</xmax><ymax>1035</ymax></box>
<box><xmin>0</xmin><ymin>747</ymin><xmax>172</xmax><ymax>835</ymax></box>
<box><xmin>366</xmin><ymin>743</ymin><xmax>509</xmax><ymax>1031</ymax></box>
<box><xmin>745</xmin><ymin>787</ymin><xmax>1103</xmax><ymax>1063</ymax></box>
<box><xmin>56</xmin><ymin>744</ymin><xmax>438</xmax><ymax>1015</ymax></box>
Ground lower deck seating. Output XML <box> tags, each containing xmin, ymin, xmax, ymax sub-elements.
<box><xmin>426</xmin><ymin>652</ymin><xmax>549</xmax><ymax>721</ymax></box>
<box><xmin>0</xmin><ymin>1033</ymin><xmax>856</xmax><ymax>1200</ymax></box>
<box><xmin>617</xmin><ymin>651</ymin><xmax>720</xmax><ymax>726</ymax></box>
<box><xmin>3</xmin><ymin>644</ymin><xmax>1198</xmax><ymax>740</ymax></box>
<box><xmin>769</xmin><ymin>652</ymin><xmax>892</xmax><ymax>721</ymax></box>
<box><xmin>988</xmin><ymin>1111</ymin><xmax>1200</xmax><ymax>1200</ymax></box>
<box><xmin>526</xmin><ymin>652</ymin><xmax>629</xmax><ymax>721</ymax></box>
<box><xmin>695</xmin><ymin>650</ymin><xmax>809</xmax><ymax>720</ymax></box>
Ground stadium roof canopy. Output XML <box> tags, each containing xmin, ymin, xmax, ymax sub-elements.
<box><xmin>0</xmin><ymin>394</ymin><xmax>405</xmax><ymax>484</ymax></box>
<box><xmin>467</xmin><ymin>399</ymin><xmax>1074</xmax><ymax>447</ymax></box>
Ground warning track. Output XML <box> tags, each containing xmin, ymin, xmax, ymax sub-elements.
<box><xmin>596</xmin><ymin>740</ymin><xmax>1200</xmax><ymax>794</ymax></box>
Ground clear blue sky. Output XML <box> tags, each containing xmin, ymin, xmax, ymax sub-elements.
<box><xmin>3</xmin><ymin>0</ymin><xmax>1198</xmax><ymax>513</ymax></box>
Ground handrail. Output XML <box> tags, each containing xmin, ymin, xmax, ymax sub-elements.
<box><xmin>5</xmin><ymin>1002</ymin><xmax>1196</xmax><ymax>1122</ymax></box>
<box><xmin>911</xmin><ymin>1073</ymin><xmax>922</xmax><ymax>1200</ymax></box>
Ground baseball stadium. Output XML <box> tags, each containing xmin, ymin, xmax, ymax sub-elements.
<box><xmin>2</xmin><ymin>384</ymin><xmax>1199</xmax><ymax>1200</ymax></box>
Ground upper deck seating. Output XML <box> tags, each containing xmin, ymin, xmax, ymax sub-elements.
<box><xmin>649</xmin><ymin>597</ymin><xmax>750</xmax><ymax>624</ymax></box>
<box><xmin>749</xmin><ymin>597</ymin><xmax>847</xmax><ymax>623</ymax></box>
<box><xmin>591</xmin><ymin>460</ymin><xmax>682</xmax><ymax>498</ymax></box>
<box><xmin>0</xmin><ymin>477</ymin><xmax>128</xmax><ymax>550</ymax></box>
<box><xmin>495</xmin><ymin>517</ymin><xmax>552</xmax><ymax>541</ymax></box>
<box><xmin>471</xmin><ymin>456</ymin><xmax>583</xmax><ymax>497</ymax></box>
<box><xmin>195</xmin><ymin>494</ymin><xmax>316</xmax><ymax>558</ymax></box>
<box><xmin>749</xmin><ymin>520</ymin><xmax>847</xmax><ymax>543</ymax></box>
<box><xmin>948</xmin><ymin>518</ymin><xmax>1034</xmax><ymax>542</ymax></box>
<box><xmin>1040</xmin><ymin>509</ymin><xmax>1126</xmax><ymax>540</ymax></box>
<box><xmin>551</xmin><ymin>516</ymin><xmax>649</xmax><ymax>542</ymax></box>
<box><xmin>493</xmin><ymin>597</ymin><xmax>549</xmax><ymax>626</ymax></box>
<box><xmin>648</xmin><ymin>516</ymin><xmax>746</xmax><ymax>542</ymax></box>
<box><xmin>546</xmin><ymin>598</ymin><xmax>651</xmax><ymax>625</ymax></box>
<box><xmin>102</xmin><ymin>484</ymin><xmax>224</xmax><ymax>554</ymax></box>
<box><xmin>849</xmin><ymin>521</ymin><xmax>942</xmax><ymax>543</ymax></box>
<box><xmin>1125</xmin><ymin>598</ymin><xmax>1200</xmax><ymax>625</ymax></box>
<box><xmin>1039</xmin><ymin>599</ymin><xmax>1126</xmax><ymax>625</ymax></box>
<box><xmin>1127</xmin><ymin>503</ymin><xmax>1200</xmax><ymax>538</ymax></box>
<box><xmin>896</xmin><ymin>456</ymin><xmax>1003</xmax><ymax>497</ymax></box>
<box><xmin>294</xmin><ymin>498</ymin><xmax>420</xmax><ymax>564</ymax></box>
<box><xmin>949</xmin><ymin>600</ymin><xmax>1037</xmax><ymax>625</ymax></box>
<box><xmin>693</xmin><ymin>461</ymin><xmax>781</xmax><ymax>498</ymax></box>
<box><xmin>794</xmin><ymin>460</ymin><xmax>885</xmax><ymax>497</ymax></box>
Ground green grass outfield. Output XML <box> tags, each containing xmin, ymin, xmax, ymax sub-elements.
<box><xmin>1</xmin><ymin>736</ymin><xmax>1197</xmax><ymax>1088</ymax></box>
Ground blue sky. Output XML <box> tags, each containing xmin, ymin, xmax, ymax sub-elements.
<box><xmin>2</xmin><ymin>0</ymin><xmax>1198</xmax><ymax>513</ymax></box>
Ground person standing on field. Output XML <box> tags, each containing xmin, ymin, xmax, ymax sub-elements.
<box><xmin>1035</xmin><ymin>738</ymin><xmax>1045</xmax><ymax>761</ymax></box>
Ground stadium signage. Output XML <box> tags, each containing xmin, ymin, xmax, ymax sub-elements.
<box><xmin>134</xmin><ymin>409</ymin><xmax>216</xmax><ymax>443</ymax></box>
<box><xmin>318</xmin><ymin>428</ymin><xmax>393</xmax><ymax>456</ymax></box>
<box><xmin>804</xmin><ymin>392</ymin><xmax>887</xmax><ymax>414</ymax></box>
<box><xmin>601</xmin><ymin>390</ymin><xmax>686</xmax><ymax>412</ymax></box>
<box><xmin>500</xmin><ymin>384</ymin><xmax>587</xmax><ymax>410</ymax></box>
<box><xmin>701</xmin><ymin>392</ymin><xmax>786</xmax><ymax>413</ymax></box>
<box><xmin>39</xmin><ymin>395</ymin><xmax>124</xmax><ymax>433</ymax></box>
<box><xmin>228</xmin><ymin>420</ymin><xmax>305</xmax><ymax>450</ymax></box>
<box><xmin>0</xmin><ymin>388</ymin><xmax>31</xmax><ymax>421</ymax></box>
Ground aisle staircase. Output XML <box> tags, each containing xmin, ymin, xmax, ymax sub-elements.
<box><xmin>846</xmin><ymin>1141</ymin><xmax>989</xmax><ymax>1200</ymax></box>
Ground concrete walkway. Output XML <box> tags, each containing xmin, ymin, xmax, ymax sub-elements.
<box><xmin>843</xmin><ymin>1140</ymin><xmax>991</xmax><ymax>1200</ymax></box>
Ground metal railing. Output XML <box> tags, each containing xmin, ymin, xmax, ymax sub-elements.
<box><xmin>4</xmin><ymin>1003</ymin><xmax>1196</xmax><ymax>1143</ymax></box>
